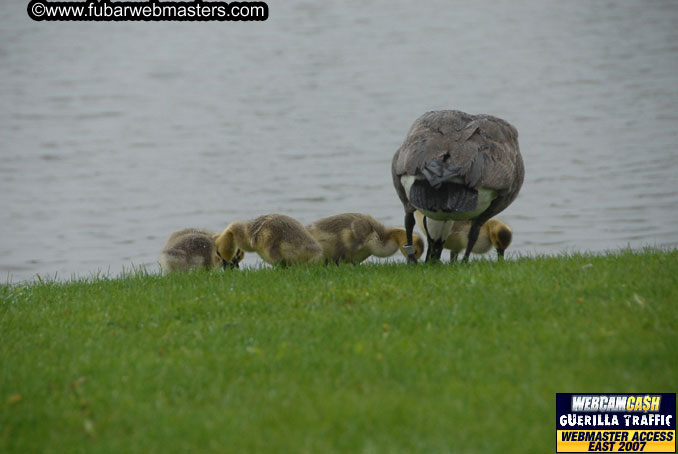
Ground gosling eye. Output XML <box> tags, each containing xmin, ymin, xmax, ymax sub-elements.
<box><xmin>216</xmin><ymin>250</ymin><xmax>222</xmax><ymax>258</ymax></box>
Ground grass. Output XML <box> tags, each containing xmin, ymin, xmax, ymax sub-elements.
<box><xmin>1</xmin><ymin>249</ymin><xmax>677</xmax><ymax>453</ymax></box>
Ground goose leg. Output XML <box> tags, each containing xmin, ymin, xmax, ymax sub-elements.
<box><xmin>422</xmin><ymin>215</ymin><xmax>444</xmax><ymax>263</ymax></box>
<box><xmin>449</xmin><ymin>251</ymin><xmax>458</xmax><ymax>262</ymax></box>
<box><xmin>425</xmin><ymin>235</ymin><xmax>433</xmax><ymax>262</ymax></box>
<box><xmin>425</xmin><ymin>239</ymin><xmax>444</xmax><ymax>263</ymax></box>
<box><xmin>404</xmin><ymin>212</ymin><xmax>418</xmax><ymax>264</ymax></box>
<box><xmin>462</xmin><ymin>220</ymin><xmax>483</xmax><ymax>263</ymax></box>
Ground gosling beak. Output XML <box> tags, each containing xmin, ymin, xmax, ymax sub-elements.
<box><xmin>497</xmin><ymin>248</ymin><xmax>505</xmax><ymax>259</ymax></box>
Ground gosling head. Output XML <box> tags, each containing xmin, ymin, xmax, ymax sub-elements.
<box><xmin>215</xmin><ymin>227</ymin><xmax>237</xmax><ymax>264</ymax></box>
<box><xmin>229</xmin><ymin>249</ymin><xmax>245</xmax><ymax>269</ymax></box>
<box><xmin>486</xmin><ymin>219</ymin><xmax>512</xmax><ymax>258</ymax></box>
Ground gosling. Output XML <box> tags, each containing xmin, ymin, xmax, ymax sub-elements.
<box><xmin>215</xmin><ymin>214</ymin><xmax>323</xmax><ymax>267</ymax></box>
<box><xmin>415</xmin><ymin>212</ymin><xmax>512</xmax><ymax>261</ymax></box>
<box><xmin>159</xmin><ymin>228</ymin><xmax>244</xmax><ymax>273</ymax></box>
<box><xmin>307</xmin><ymin>213</ymin><xmax>425</xmax><ymax>264</ymax></box>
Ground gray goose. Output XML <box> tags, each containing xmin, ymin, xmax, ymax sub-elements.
<box><xmin>392</xmin><ymin>110</ymin><xmax>524</xmax><ymax>263</ymax></box>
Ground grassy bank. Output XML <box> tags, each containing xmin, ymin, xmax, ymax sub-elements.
<box><xmin>1</xmin><ymin>250</ymin><xmax>677</xmax><ymax>453</ymax></box>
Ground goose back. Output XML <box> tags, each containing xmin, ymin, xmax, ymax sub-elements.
<box><xmin>392</xmin><ymin>110</ymin><xmax>524</xmax><ymax>217</ymax></box>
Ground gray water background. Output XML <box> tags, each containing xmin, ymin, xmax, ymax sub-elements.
<box><xmin>1</xmin><ymin>1</ymin><xmax>677</xmax><ymax>282</ymax></box>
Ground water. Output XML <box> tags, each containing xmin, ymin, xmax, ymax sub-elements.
<box><xmin>1</xmin><ymin>1</ymin><xmax>677</xmax><ymax>282</ymax></box>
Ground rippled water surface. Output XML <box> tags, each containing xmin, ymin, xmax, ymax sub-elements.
<box><xmin>1</xmin><ymin>1</ymin><xmax>677</xmax><ymax>281</ymax></box>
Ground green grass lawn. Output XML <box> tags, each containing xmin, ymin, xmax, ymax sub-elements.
<box><xmin>1</xmin><ymin>249</ymin><xmax>677</xmax><ymax>453</ymax></box>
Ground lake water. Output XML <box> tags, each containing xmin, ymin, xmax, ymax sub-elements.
<box><xmin>1</xmin><ymin>0</ymin><xmax>677</xmax><ymax>282</ymax></box>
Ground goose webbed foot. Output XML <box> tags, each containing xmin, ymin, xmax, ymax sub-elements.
<box><xmin>401</xmin><ymin>243</ymin><xmax>418</xmax><ymax>263</ymax></box>
<box><xmin>425</xmin><ymin>239</ymin><xmax>444</xmax><ymax>263</ymax></box>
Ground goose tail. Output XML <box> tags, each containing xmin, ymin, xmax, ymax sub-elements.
<box><xmin>420</xmin><ymin>149</ymin><xmax>488</xmax><ymax>189</ymax></box>
<box><xmin>409</xmin><ymin>179</ymin><xmax>478</xmax><ymax>214</ymax></box>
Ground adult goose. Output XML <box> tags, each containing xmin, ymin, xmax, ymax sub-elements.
<box><xmin>392</xmin><ymin>110</ymin><xmax>523</xmax><ymax>263</ymax></box>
